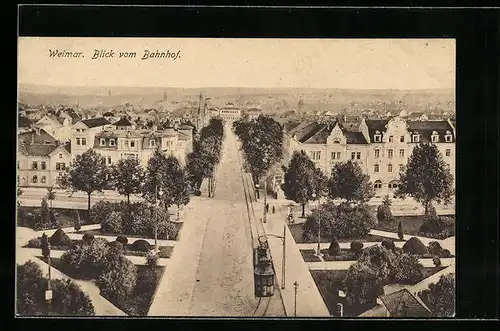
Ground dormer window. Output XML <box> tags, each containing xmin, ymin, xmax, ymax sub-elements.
<box><xmin>431</xmin><ymin>131</ymin><xmax>439</xmax><ymax>143</ymax></box>
<box><xmin>445</xmin><ymin>131</ymin><xmax>453</xmax><ymax>142</ymax></box>
<box><xmin>412</xmin><ymin>134</ymin><xmax>420</xmax><ymax>143</ymax></box>
<box><xmin>149</xmin><ymin>139</ymin><xmax>156</xmax><ymax>147</ymax></box>
<box><xmin>110</xmin><ymin>139</ymin><xmax>115</xmax><ymax>146</ymax></box>
<box><xmin>100</xmin><ymin>138</ymin><xmax>106</xmax><ymax>146</ymax></box>
<box><xmin>374</xmin><ymin>132</ymin><xmax>381</xmax><ymax>143</ymax></box>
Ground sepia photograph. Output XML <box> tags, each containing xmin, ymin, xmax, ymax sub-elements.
<box><xmin>16</xmin><ymin>37</ymin><xmax>456</xmax><ymax>318</ymax></box>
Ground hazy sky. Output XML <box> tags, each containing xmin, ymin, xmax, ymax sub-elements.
<box><xmin>18</xmin><ymin>38</ymin><xmax>455</xmax><ymax>90</ymax></box>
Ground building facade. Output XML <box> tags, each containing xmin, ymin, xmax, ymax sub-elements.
<box><xmin>18</xmin><ymin>128</ymin><xmax>71</xmax><ymax>188</ymax></box>
<box><xmin>218</xmin><ymin>103</ymin><xmax>241</xmax><ymax>122</ymax></box>
<box><xmin>283</xmin><ymin>115</ymin><xmax>456</xmax><ymax>197</ymax></box>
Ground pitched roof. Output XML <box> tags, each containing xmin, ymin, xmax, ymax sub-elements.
<box><xmin>19</xmin><ymin>143</ymin><xmax>59</xmax><ymax>157</ymax></box>
<box><xmin>18</xmin><ymin>129</ymin><xmax>57</xmax><ymax>145</ymax></box>
<box><xmin>346</xmin><ymin>131</ymin><xmax>368</xmax><ymax>144</ymax></box>
<box><xmin>113</xmin><ymin>117</ymin><xmax>133</xmax><ymax>126</ymax></box>
<box><xmin>365</xmin><ymin>119</ymin><xmax>389</xmax><ymax>141</ymax></box>
<box><xmin>18</xmin><ymin>116</ymin><xmax>33</xmax><ymax>128</ymax></box>
<box><xmin>81</xmin><ymin>117</ymin><xmax>111</xmax><ymax>128</ymax></box>
<box><xmin>407</xmin><ymin>120</ymin><xmax>454</xmax><ymax>143</ymax></box>
<box><xmin>380</xmin><ymin>289</ymin><xmax>431</xmax><ymax>317</ymax></box>
<box><xmin>103</xmin><ymin>111</ymin><xmax>114</xmax><ymax>116</ymax></box>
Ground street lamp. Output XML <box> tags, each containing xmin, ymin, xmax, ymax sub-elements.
<box><xmin>311</xmin><ymin>192</ymin><xmax>322</xmax><ymax>258</ymax></box>
<box><xmin>293</xmin><ymin>281</ymin><xmax>299</xmax><ymax>317</ymax></box>
<box><xmin>263</xmin><ymin>179</ymin><xmax>267</xmax><ymax>223</ymax></box>
<box><xmin>287</xmin><ymin>202</ymin><xmax>295</xmax><ymax>224</ymax></box>
<box><xmin>255</xmin><ymin>183</ymin><xmax>260</xmax><ymax>200</ymax></box>
<box><xmin>154</xmin><ymin>184</ymin><xmax>163</xmax><ymax>252</ymax></box>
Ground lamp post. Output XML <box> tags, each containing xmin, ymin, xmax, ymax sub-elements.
<box><xmin>293</xmin><ymin>281</ymin><xmax>299</xmax><ymax>317</ymax></box>
<box><xmin>154</xmin><ymin>183</ymin><xmax>163</xmax><ymax>252</ymax></box>
<box><xmin>255</xmin><ymin>183</ymin><xmax>260</xmax><ymax>200</ymax></box>
<box><xmin>263</xmin><ymin>179</ymin><xmax>267</xmax><ymax>223</ymax></box>
<box><xmin>45</xmin><ymin>240</ymin><xmax>52</xmax><ymax>315</ymax></box>
<box><xmin>287</xmin><ymin>202</ymin><xmax>295</xmax><ymax>224</ymax></box>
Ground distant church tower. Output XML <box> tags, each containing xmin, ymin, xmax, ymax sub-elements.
<box><xmin>163</xmin><ymin>91</ymin><xmax>167</xmax><ymax>102</ymax></box>
<box><xmin>108</xmin><ymin>89</ymin><xmax>112</xmax><ymax>97</ymax></box>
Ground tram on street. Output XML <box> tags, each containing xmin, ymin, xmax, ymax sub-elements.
<box><xmin>253</xmin><ymin>236</ymin><xmax>275</xmax><ymax>298</ymax></box>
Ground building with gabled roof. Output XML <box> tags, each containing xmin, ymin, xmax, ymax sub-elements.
<box><xmin>18</xmin><ymin>129</ymin><xmax>71</xmax><ymax>188</ymax></box>
<box><xmin>359</xmin><ymin>288</ymin><xmax>432</xmax><ymax>317</ymax></box>
<box><xmin>70</xmin><ymin>117</ymin><xmax>113</xmax><ymax>162</ymax></box>
<box><xmin>282</xmin><ymin>114</ymin><xmax>456</xmax><ymax>197</ymax></box>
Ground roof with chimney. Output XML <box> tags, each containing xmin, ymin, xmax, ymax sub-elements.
<box><xmin>379</xmin><ymin>288</ymin><xmax>431</xmax><ymax>317</ymax></box>
<box><xmin>18</xmin><ymin>129</ymin><xmax>57</xmax><ymax>145</ymax></box>
<box><xmin>81</xmin><ymin>117</ymin><xmax>111</xmax><ymax>128</ymax></box>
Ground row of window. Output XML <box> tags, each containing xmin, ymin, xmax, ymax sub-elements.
<box><xmin>373</xmin><ymin>180</ymin><xmax>399</xmax><ymax>190</ymax></box>
<box><xmin>31</xmin><ymin>162</ymin><xmax>66</xmax><ymax>170</ymax></box>
<box><xmin>310</xmin><ymin>148</ymin><xmax>451</xmax><ymax>161</ymax></box>
<box><xmin>75</xmin><ymin>128</ymin><xmax>87</xmax><ymax>133</ymax></box>
<box><xmin>374</xmin><ymin>164</ymin><xmax>403</xmax><ymax>173</ymax></box>
<box><xmin>373</xmin><ymin>133</ymin><xmax>453</xmax><ymax>143</ymax></box>
<box><xmin>75</xmin><ymin>137</ymin><xmax>87</xmax><ymax>146</ymax></box>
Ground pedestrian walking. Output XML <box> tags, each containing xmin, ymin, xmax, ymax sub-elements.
<box><xmin>265</xmin><ymin>203</ymin><xmax>269</xmax><ymax>213</ymax></box>
<box><xmin>272</xmin><ymin>205</ymin><xmax>275</xmax><ymax>214</ymax></box>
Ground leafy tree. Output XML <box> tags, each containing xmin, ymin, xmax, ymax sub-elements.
<box><xmin>234</xmin><ymin>115</ymin><xmax>283</xmax><ymax>185</ymax></box>
<box><xmin>433</xmin><ymin>256</ymin><xmax>442</xmax><ymax>267</ymax></box>
<box><xmin>101</xmin><ymin>211</ymin><xmax>123</xmax><ymax>233</ymax></box>
<box><xmin>381</xmin><ymin>239</ymin><xmax>396</xmax><ymax>251</ymax></box>
<box><xmin>395</xmin><ymin>142</ymin><xmax>454</xmax><ymax>215</ymax></box>
<box><xmin>46</xmin><ymin>186</ymin><xmax>56</xmax><ymax>209</ymax></box>
<box><xmin>110</xmin><ymin>158</ymin><xmax>144</xmax><ymax>206</ymax></box>
<box><xmin>67</xmin><ymin>149</ymin><xmax>107</xmax><ymax>214</ymax></box>
<box><xmin>17</xmin><ymin>261</ymin><xmax>95</xmax><ymax>316</ymax></box>
<box><xmin>350</xmin><ymin>241</ymin><xmax>364</xmax><ymax>254</ymax></box>
<box><xmin>358</xmin><ymin>245</ymin><xmax>397</xmax><ymax>282</ymax></box>
<box><xmin>89</xmin><ymin>200</ymin><xmax>115</xmax><ymax>224</ymax></box>
<box><xmin>328</xmin><ymin>160</ymin><xmax>375</xmax><ymax>204</ymax></box>
<box><xmin>303</xmin><ymin>202</ymin><xmax>376</xmax><ymax>240</ymax></box>
<box><xmin>282</xmin><ymin>151</ymin><xmax>325</xmax><ymax>217</ymax></box>
<box><xmin>342</xmin><ymin>261</ymin><xmax>384</xmax><ymax>306</ymax></box>
<box><xmin>97</xmin><ymin>249</ymin><xmax>137</xmax><ymax>302</ymax></box>
<box><xmin>391</xmin><ymin>252</ymin><xmax>424</xmax><ymax>284</ymax></box>
<box><xmin>418</xmin><ymin>273</ymin><xmax>455</xmax><ymax>317</ymax></box>
<box><xmin>60</xmin><ymin>238</ymin><xmax>110</xmax><ymax>279</ymax></box>
<box><xmin>377</xmin><ymin>195</ymin><xmax>394</xmax><ymax>223</ymax></box>
<box><xmin>37</xmin><ymin>198</ymin><xmax>55</xmax><ymax>230</ymax></box>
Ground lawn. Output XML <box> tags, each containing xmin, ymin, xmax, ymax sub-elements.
<box><xmin>17</xmin><ymin>206</ymin><xmax>92</xmax><ymax>230</ymax></box>
<box><xmin>82</xmin><ymin>222</ymin><xmax>183</xmax><ymax>241</ymax></box>
<box><xmin>320</xmin><ymin>249</ymin><xmax>359</xmax><ymax>262</ymax></box>
<box><xmin>374</xmin><ymin>215</ymin><xmax>455</xmax><ymax>237</ymax></box>
<box><xmin>289</xmin><ymin>223</ymin><xmax>403</xmax><ymax>244</ymax></box>
<box><xmin>38</xmin><ymin>256</ymin><xmax>166</xmax><ymax>316</ymax></box>
<box><xmin>300</xmin><ymin>249</ymin><xmax>322</xmax><ymax>262</ymax></box>
<box><xmin>103</xmin><ymin>265</ymin><xmax>165</xmax><ymax>316</ymax></box>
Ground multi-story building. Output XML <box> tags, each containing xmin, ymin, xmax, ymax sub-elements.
<box><xmin>92</xmin><ymin>122</ymin><xmax>194</xmax><ymax>168</ymax></box>
<box><xmin>282</xmin><ymin>115</ymin><xmax>456</xmax><ymax>197</ymax></box>
<box><xmin>218</xmin><ymin>103</ymin><xmax>241</xmax><ymax>122</ymax></box>
<box><xmin>18</xmin><ymin>128</ymin><xmax>71</xmax><ymax>188</ymax></box>
<box><xmin>70</xmin><ymin>117</ymin><xmax>113</xmax><ymax>163</ymax></box>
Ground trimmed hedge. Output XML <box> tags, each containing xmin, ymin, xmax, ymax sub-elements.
<box><xmin>402</xmin><ymin>237</ymin><xmax>428</xmax><ymax>255</ymax></box>
<box><xmin>131</xmin><ymin>240</ymin><xmax>151</xmax><ymax>252</ymax></box>
<box><xmin>350</xmin><ymin>241</ymin><xmax>364</xmax><ymax>253</ymax></box>
<box><xmin>50</xmin><ymin>228</ymin><xmax>72</xmax><ymax>247</ymax></box>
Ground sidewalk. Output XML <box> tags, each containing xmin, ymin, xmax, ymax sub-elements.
<box><xmin>148</xmin><ymin>189</ymin><xmax>212</xmax><ymax>316</ymax></box>
<box><xmin>16</xmin><ymin>248</ymin><xmax>126</xmax><ymax>316</ymax></box>
<box><xmin>262</xmin><ymin>206</ymin><xmax>330</xmax><ymax>317</ymax></box>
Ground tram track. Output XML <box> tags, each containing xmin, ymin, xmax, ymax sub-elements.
<box><xmin>233</xmin><ymin>130</ymin><xmax>276</xmax><ymax>317</ymax></box>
